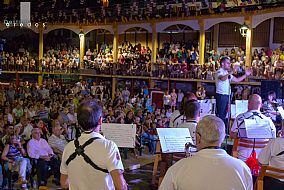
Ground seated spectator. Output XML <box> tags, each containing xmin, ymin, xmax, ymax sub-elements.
<box><xmin>48</xmin><ymin>120</ymin><xmax>68</xmax><ymax>159</ymax></box>
<box><xmin>14</xmin><ymin>116</ymin><xmax>34</xmax><ymax>142</ymax></box>
<box><xmin>36</xmin><ymin>119</ymin><xmax>49</xmax><ymax>140</ymax></box>
<box><xmin>1</xmin><ymin>134</ymin><xmax>31</xmax><ymax>189</ymax></box>
<box><xmin>27</xmin><ymin>128</ymin><xmax>60</xmax><ymax>187</ymax></box>
<box><xmin>36</xmin><ymin>104</ymin><xmax>49</xmax><ymax>121</ymax></box>
<box><xmin>159</xmin><ymin>115</ymin><xmax>253</xmax><ymax>190</ymax></box>
<box><xmin>2</xmin><ymin>124</ymin><xmax>15</xmax><ymax>145</ymax></box>
<box><xmin>230</xmin><ymin>94</ymin><xmax>276</xmax><ymax>162</ymax></box>
<box><xmin>141</xmin><ymin>120</ymin><xmax>158</xmax><ymax>154</ymax></box>
<box><xmin>258</xmin><ymin>126</ymin><xmax>284</xmax><ymax>190</ymax></box>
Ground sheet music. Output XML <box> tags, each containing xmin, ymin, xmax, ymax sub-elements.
<box><xmin>244</xmin><ymin>119</ymin><xmax>274</xmax><ymax>139</ymax></box>
<box><xmin>231</xmin><ymin>104</ymin><xmax>236</xmax><ymax>119</ymax></box>
<box><xmin>157</xmin><ymin>128</ymin><xmax>193</xmax><ymax>153</ymax></box>
<box><xmin>163</xmin><ymin>136</ymin><xmax>190</xmax><ymax>153</ymax></box>
<box><xmin>236</xmin><ymin>100</ymin><xmax>248</xmax><ymax>117</ymax></box>
<box><xmin>101</xmin><ymin>123</ymin><xmax>136</xmax><ymax>148</ymax></box>
<box><xmin>198</xmin><ymin>99</ymin><xmax>216</xmax><ymax>119</ymax></box>
<box><xmin>277</xmin><ymin>106</ymin><xmax>284</xmax><ymax>119</ymax></box>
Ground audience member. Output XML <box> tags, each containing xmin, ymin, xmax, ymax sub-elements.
<box><xmin>27</xmin><ymin>128</ymin><xmax>61</xmax><ymax>187</ymax></box>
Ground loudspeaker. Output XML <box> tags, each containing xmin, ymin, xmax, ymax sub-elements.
<box><xmin>261</xmin><ymin>80</ymin><xmax>283</xmax><ymax>100</ymax></box>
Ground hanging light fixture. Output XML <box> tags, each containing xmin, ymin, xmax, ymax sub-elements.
<box><xmin>239</xmin><ymin>23</ymin><xmax>249</xmax><ymax>37</ymax></box>
<box><xmin>101</xmin><ymin>0</ymin><xmax>109</xmax><ymax>7</ymax></box>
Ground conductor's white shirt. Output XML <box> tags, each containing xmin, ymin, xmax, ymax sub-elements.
<box><xmin>215</xmin><ymin>68</ymin><xmax>233</xmax><ymax>95</ymax></box>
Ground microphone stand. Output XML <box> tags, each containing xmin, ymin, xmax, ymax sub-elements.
<box><xmin>225</xmin><ymin>74</ymin><xmax>232</xmax><ymax>152</ymax></box>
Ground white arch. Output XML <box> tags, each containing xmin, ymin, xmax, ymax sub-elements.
<box><xmin>84</xmin><ymin>25</ymin><xmax>114</xmax><ymax>35</ymax></box>
<box><xmin>204</xmin><ymin>17</ymin><xmax>244</xmax><ymax>30</ymax></box>
<box><xmin>157</xmin><ymin>20</ymin><xmax>199</xmax><ymax>32</ymax></box>
<box><xmin>118</xmin><ymin>23</ymin><xmax>152</xmax><ymax>34</ymax></box>
<box><xmin>252</xmin><ymin>11</ymin><xmax>284</xmax><ymax>28</ymax></box>
<box><xmin>44</xmin><ymin>25</ymin><xmax>79</xmax><ymax>34</ymax></box>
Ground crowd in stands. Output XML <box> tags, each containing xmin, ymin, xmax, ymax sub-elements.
<box><xmin>83</xmin><ymin>43</ymin><xmax>113</xmax><ymax>74</ymax></box>
<box><xmin>154</xmin><ymin>42</ymin><xmax>284</xmax><ymax>81</ymax></box>
<box><xmin>0</xmin><ymin>51</ymin><xmax>38</xmax><ymax>72</ymax></box>
<box><xmin>42</xmin><ymin>42</ymin><xmax>80</xmax><ymax>73</ymax></box>
<box><xmin>83</xmin><ymin>41</ymin><xmax>152</xmax><ymax>76</ymax></box>
<box><xmin>0</xmin><ymin>42</ymin><xmax>80</xmax><ymax>73</ymax></box>
<box><xmin>1</xmin><ymin>0</ymin><xmax>281</xmax><ymax>24</ymax></box>
<box><xmin>1</xmin><ymin>39</ymin><xmax>284</xmax><ymax>80</ymax></box>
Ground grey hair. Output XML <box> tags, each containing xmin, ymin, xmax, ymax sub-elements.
<box><xmin>196</xmin><ymin>115</ymin><xmax>225</xmax><ymax>145</ymax></box>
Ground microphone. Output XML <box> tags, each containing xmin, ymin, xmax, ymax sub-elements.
<box><xmin>185</xmin><ymin>142</ymin><xmax>197</xmax><ymax>148</ymax></box>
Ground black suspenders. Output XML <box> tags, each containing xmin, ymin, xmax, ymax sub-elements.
<box><xmin>65</xmin><ymin>137</ymin><xmax>109</xmax><ymax>173</ymax></box>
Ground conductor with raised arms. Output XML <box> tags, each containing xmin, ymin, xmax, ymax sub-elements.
<box><xmin>215</xmin><ymin>57</ymin><xmax>252</xmax><ymax>127</ymax></box>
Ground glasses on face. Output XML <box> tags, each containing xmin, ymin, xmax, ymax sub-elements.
<box><xmin>196</xmin><ymin>131</ymin><xmax>201</xmax><ymax>138</ymax></box>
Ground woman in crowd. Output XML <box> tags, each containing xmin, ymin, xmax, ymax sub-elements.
<box><xmin>1</xmin><ymin>134</ymin><xmax>31</xmax><ymax>190</ymax></box>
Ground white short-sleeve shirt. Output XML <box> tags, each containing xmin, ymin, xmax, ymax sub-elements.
<box><xmin>215</xmin><ymin>68</ymin><xmax>233</xmax><ymax>95</ymax></box>
<box><xmin>258</xmin><ymin>137</ymin><xmax>284</xmax><ymax>181</ymax></box>
<box><xmin>60</xmin><ymin>132</ymin><xmax>124</xmax><ymax>190</ymax></box>
<box><xmin>159</xmin><ymin>149</ymin><xmax>253</xmax><ymax>190</ymax></box>
<box><xmin>169</xmin><ymin>110</ymin><xmax>186</xmax><ymax>128</ymax></box>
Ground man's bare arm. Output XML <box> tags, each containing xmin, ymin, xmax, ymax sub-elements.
<box><xmin>110</xmin><ymin>169</ymin><xmax>128</xmax><ymax>190</ymax></box>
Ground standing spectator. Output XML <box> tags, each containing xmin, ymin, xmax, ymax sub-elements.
<box><xmin>122</xmin><ymin>87</ymin><xmax>130</xmax><ymax>103</ymax></box>
<box><xmin>163</xmin><ymin>90</ymin><xmax>171</xmax><ymax>110</ymax></box>
<box><xmin>176</xmin><ymin>89</ymin><xmax>184</xmax><ymax>109</ymax></box>
<box><xmin>170</xmin><ymin>89</ymin><xmax>177</xmax><ymax>111</ymax></box>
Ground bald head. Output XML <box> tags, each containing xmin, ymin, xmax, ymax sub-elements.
<box><xmin>248</xmin><ymin>94</ymin><xmax>262</xmax><ymax>111</ymax></box>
